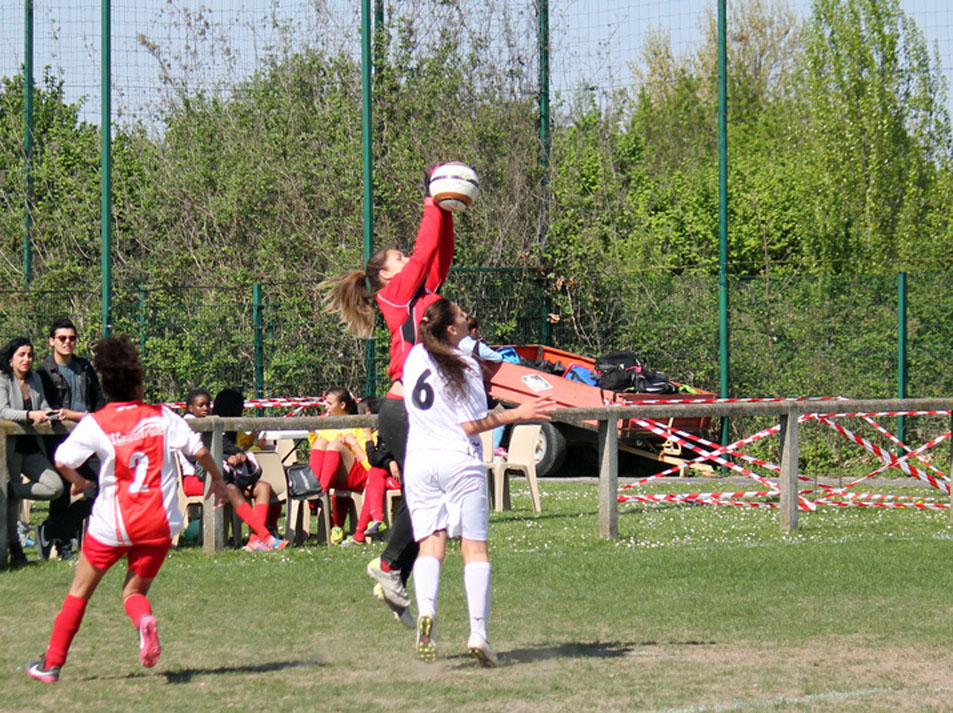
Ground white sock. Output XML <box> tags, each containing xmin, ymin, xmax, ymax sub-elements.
<box><xmin>464</xmin><ymin>561</ymin><xmax>492</xmax><ymax>640</ymax></box>
<box><xmin>413</xmin><ymin>555</ymin><xmax>442</xmax><ymax>619</ymax></box>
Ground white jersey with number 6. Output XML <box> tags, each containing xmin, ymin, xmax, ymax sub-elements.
<box><xmin>403</xmin><ymin>343</ymin><xmax>487</xmax><ymax>459</ymax></box>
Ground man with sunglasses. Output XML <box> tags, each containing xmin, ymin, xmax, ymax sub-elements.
<box><xmin>36</xmin><ymin>318</ymin><xmax>106</xmax><ymax>560</ymax></box>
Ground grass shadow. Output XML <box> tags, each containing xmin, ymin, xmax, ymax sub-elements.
<box><xmin>80</xmin><ymin>659</ymin><xmax>323</xmax><ymax>683</ymax></box>
<box><xmin>494</xmin><ymin>639</ymin><xmax>717</xmax><ymax>666</ymax></box>
<box><xmin>162</xmin><ymin>659</ymin><xmax>323</xmax><ymax>683</ymax></box>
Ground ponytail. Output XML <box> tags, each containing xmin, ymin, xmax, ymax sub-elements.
<box><xmin>320</xmin><ymin>247</ymin><xmax>392</xmax><ymax>338</ymax></box>
<box><xmin>419</xmin><ymin>299</ymin><xmax>470</xmax><ymax>403</ymax></box>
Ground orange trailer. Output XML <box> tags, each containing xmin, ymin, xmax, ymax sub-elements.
<box><xmin>484</xmin><ymin>345</ymin><xmax>716</xmax><ymax>476</ymax></box>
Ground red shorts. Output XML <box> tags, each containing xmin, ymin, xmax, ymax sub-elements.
<box><xmin>343</xmin><ymin>460</ymin><xmax>369</xmax><ymax>492</ymax></box>
<box><xmin>182</xmin><ymin>474</ymin><xmax>204</xmax><ymax>497</ymax></box>
<box><xmin>82</xmin><ymin>533</ymin><xmax>171</xmax><ymax>579</ymax></box>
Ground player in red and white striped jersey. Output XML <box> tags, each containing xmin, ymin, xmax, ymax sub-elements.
<box><xmin>26</xmin><ymin>337</ymin><xmax>227</xmax><ymax>684</ymax></box>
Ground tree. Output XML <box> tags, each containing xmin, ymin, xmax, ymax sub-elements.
<box><xmin>797</xmin><ymin>0</ymin><xmax>952</xmax><ymax>270</ymax></box>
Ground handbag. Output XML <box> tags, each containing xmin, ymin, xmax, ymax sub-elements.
<box><xmin>285</xmin><ymin>463</ymin><xmax>324</xmax><ymax>499</ymax></box>
<box><xmin>223</xmin><ymin>456</ymin><xmax>262</xmax><ymax>491</ymax></box>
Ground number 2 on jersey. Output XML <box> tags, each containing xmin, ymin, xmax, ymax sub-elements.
<box><xmin>129</xmin><ymin>452</ymin><xmax>151</xmax><ymax>493</ymax></box>
<box><xmin>412</xmin><ymin>369</ymin><xmax>435</xmax><ymax>410</ymax></box>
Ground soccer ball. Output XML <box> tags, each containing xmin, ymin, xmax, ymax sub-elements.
<box><xmin>429</xmin><ymin>163</ymin><xmax>480</xmax><ymax>212</ymax></box>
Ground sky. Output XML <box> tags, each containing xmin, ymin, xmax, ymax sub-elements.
<box><xmin>0</xmin><ymin>0</ymin><xmax>950</xmax><ymax>126</ymax></box>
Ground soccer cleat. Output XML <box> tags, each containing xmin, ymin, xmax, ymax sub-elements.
<box><xmin>36</xmin><ymin>523</ymin><xmax>54</xmax><ymax>561</ymax></box>
<box><xmin>26</xmin><ymin>656</ymin><xmax>60</xmax><ymax>683</ymax></box>
<box><xmin>467</xmin><ymin>632</ymin><xmax>499</xmax><ymax>668</ymax></box>
<box><xmin>339</xmin><ymin>536</ymin><xmax>363</xmax><ymax>547</ymax></box>
<box><xmin>416</xmin><ymin>615</ymin><xmax>437</xmax><ymax>662</ymax></box>
<box><xmin>329</xmin><ymin>526</ymin><xmax>345</xmax><ymax>545</ymax></box>
<box><xmin>137</xmin><ymin>615</ymin><xmax>161</xmax><ymax>668</ymax></box>
<box><xmin>243</xmin><ymin>534</ymin><xmax>263</xmax><ymax>552</ymax></box>
<box><xmin>364</xmin><ymin>520</ymin><xmax>387</xmax><ymax>537</ymax></box>
<box><xmin>263</xmin><ymin>534</ymin><xmax>289</xmax><ymax>551</ymax></box>
<box><xmin>366</xmin><ymin>558</ymin><xmax>411</xmax><ymax>608</ymax></box>
<box><xmin>373</xmin><ymin>583</ymin><xmax>415</xmax><ymax>629</ymax></box>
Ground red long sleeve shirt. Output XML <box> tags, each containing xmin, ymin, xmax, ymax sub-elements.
<box><xmin>376</xmin><ymin>198</ymin><xmax>455</xmax><ymax>382</ymax></box>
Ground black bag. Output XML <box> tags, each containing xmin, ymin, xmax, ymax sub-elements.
<box><xmin>222</xmin><ymin>457</ymin><xmax>262</xmax><ymax>491</ymax></box>
<box><xmin>594</xmin><ymin>350</ymin><xmax>643</xmax><ymax>391</ymax></box>
<box><xmin>285</xmin><ymin>464</ymin><xmax>324</xmax><ymax>500</ymax></box>
<box><xmin>633</xmin><ymin>369</ymin><xmax>678</xmax><ymax>394</ymax></box>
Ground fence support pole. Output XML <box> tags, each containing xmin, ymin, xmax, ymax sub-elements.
<box><xmin>597</xmin><ymin>417</ymin><xmax>618</xmax><ymax>539</ymax></box>
<box><xmin>897</xmin><ymin>272</ymin><xmax>908</xmax><ymax>444</ymax></box>
<box><xmin>949</xmin><ymin>413</ymin><xmax>953</xmax><ymax>527</ymax></box>
<box><xmin>779</xmin><ymin>411</ymin><xmax>799</xmax><ymax>533</ymax></box>
<box><xmin>202</xmin><ymin>419</ymin><xmax>226</xmax><ymax>553</ymax></box>
<box><xmin>0</xmin><ymin>429</ymin><xmax>8</xmax><ymax>569</ymax></box>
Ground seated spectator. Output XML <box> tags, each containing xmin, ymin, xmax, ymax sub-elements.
<box><xmin>341</xmin><ymin>397</ymin><xmax>400</xmax><ymax>547</ymax></box>
<box><xmin>212</xmin><ymin>388</ymin><xmax>287</xmax><ymax>552</ymax></box>
<box><xmin>458</xmin><ymin>315</ymin><xmax>503</xmax><ymax>363</ymax></box>
<box><xmin>457</xmin><ymin>316</ymin><xmax>505</xmax><ymax>451</ymax></box>
<box><xmin>0</xmin><ymin>337</ymin><xmax>66</xmax><ymax>564</ymax></box>
<box><xmin>177</xmin><ymin>388</ymin><xmax>211</xmax><ymax>497</ymax></box>
<box><xmin>308</xmin><ymin>388</ymin><xmax>388</xmax><ymax>545</ymax></box>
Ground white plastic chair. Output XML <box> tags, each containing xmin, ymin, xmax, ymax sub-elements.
<box><xmin>488</xmin><ymin>424</ymin><xmax>542</xmax><ymax>513</ymax></box>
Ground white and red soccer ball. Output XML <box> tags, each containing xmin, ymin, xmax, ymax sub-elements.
<box><xmin>429</xmin><ymin>163</ymin><xmax>480</xmax><ymax>212</ymax></box>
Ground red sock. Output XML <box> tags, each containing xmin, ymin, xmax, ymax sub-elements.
<box><xmin>253</xmin><ymin>502</ymin><xmax>270</xmax><ymax>533</ymax></box>
<box><xmin>319</xmin><ymin>450</ymin><xmax>341</xmax><ymax>491</ymax></box>
<box><xmin>380</xmin><ymin>558</ymin><xmax>396</xmax><ymax>573</ymax></box>
<box><xmin>332</xmin><ymin>496</ymin><xmax>348</xmax><ymax>528</ymax></box>
<box><xmin>46</xmin><ymin>594</ymin><xmax>88</xmax><ymax>668</ymax></box>
<box><xmin>308</xmin><ymin>449</ymin><xmax>325</xmax><ymax>480</ymax></box>
<box><xmin>123</xmin><ymin>593</ymin><xmax>152</xmax><ymax>629</ymax></box>
<box><xmin>365</xmin><ymin>467</ymin><xmax>387</xmax><ymax>522</ymax></box>
<box><xmin>355</xmin><ymin>467</ymin><xmax>386</xmax><ymax>538</ymax></box>
<box><xmin>236</xmin><ymin>501</ymin><xmax>270</xmax><ymax>539</ymax></box>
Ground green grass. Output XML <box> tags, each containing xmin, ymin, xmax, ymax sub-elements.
<box><xmin>4</xmin><ymin>478</ymin><xmax>953</xmax><ymax>713</ymax></box>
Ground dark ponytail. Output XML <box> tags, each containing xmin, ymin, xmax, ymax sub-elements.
<box><xmin>418</xmin><ymin>299</ymin><xmax>470</xmax><ymax>403</ymax></box>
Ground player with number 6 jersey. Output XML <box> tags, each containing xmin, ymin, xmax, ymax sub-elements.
<box><xmin>401</xmin><ymin>299</ymin><xmax>557</xmax><ymax>667</ymax></box>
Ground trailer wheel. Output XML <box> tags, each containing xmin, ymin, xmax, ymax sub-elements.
<box><xmin>534</xmin><ymin>421</ymin><xmax>567</xmax><ymax>477</ymax></box>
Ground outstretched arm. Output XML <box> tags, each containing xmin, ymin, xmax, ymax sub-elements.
<box><xmin>461</xmin><ymin>397</ymin><xmax>559</xmax><ymax>436</ymax></box>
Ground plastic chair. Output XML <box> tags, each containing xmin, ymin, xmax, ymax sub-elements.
<box><xmin>478</xmin><ymin>430</ymin><xmax>497</xmax><ymax>508</ymax></box>
<box><xmin>488</xmin><ymin>424</ymin><xmax>542</xmax><ymax>513</ymax></box>
<box><xmin>173</xmin><ymin>455</ymin><xmax>207</xmax><ymax>547</ymax></box>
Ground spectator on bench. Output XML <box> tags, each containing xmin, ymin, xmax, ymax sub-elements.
<box><xmin>212</xmin><ymin>388</ymin><xmax>287</xmax><ymax>552</ymax></box>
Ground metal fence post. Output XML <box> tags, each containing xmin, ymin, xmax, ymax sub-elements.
<box><xmin>779</xmin><ymin>410</ymin><xmax>799</xmax><ymax>533</ymax></box>
<box><xmin>253</xmin><ymin>282</ymin><xmax>264</xmax><ymax>404</ymax></box>
<box><xmin>0</xmin><ymin>428</ymin><xmax>8</xmax><ymax>569</ymax></box>
<box><xmin>897</xmin><ymin>272</ymin><xmax>907</xmax><ymax>444</ymax></box>
<box><xmin>597</xmin><ymin>416</ymin><xmax>618</xmax><ymax>539</ymax></box>
<box><xmin>202</xmin><ymin>418</ymin><xmax>226</xmax><ymax>553</ymax></box>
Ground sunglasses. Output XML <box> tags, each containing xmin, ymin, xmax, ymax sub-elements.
<box><xmin>55</xmin><ymin>335</ymin><xmax>77</xmax><ymax>343</ymax></box>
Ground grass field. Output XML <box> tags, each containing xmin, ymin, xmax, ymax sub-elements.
<box><xmin>3</xmin><ymin>477</ymin><xmax>953</xmax><ymax>713</ymax></box>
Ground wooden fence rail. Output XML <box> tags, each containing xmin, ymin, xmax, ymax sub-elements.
<box><xmin>2</xmin><ymin>398</ymin><xmax>952</xmax><ymax>567</ymax></box>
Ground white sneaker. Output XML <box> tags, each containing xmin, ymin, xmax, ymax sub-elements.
<box><xmin>467</xmin><ymin>632</ymin><xmax>498</xmax><ymax>668</ymax></box>
<box><xmin>366</xmin><ymin>558</ymin><xmax>411</xmax><ymax>608</ymax></box>
<box><xmin>416</xmin><ymin>615</ymin><xmax>437</xmax><ymax>663</ymax></box>
<box><xmin>373</xmin><ymin>583</ymin><xmax>416</xmax><ymax>629</ymax></box>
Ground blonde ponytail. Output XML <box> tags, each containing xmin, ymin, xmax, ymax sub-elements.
<box><xmin>320</xmin><ymin>248</ymin><xmax>392</xmax><ymax>338</ymax></box>
<box><xmin>320</xmin><ymin>270</ymin><xmax>377</xmax><ymax>337</ymax></box>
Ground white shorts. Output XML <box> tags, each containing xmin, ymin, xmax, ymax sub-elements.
<box><xmin>403</xmin><ymin>448</ymin><xmax>489</xmax><ymax>542</ymax></box>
